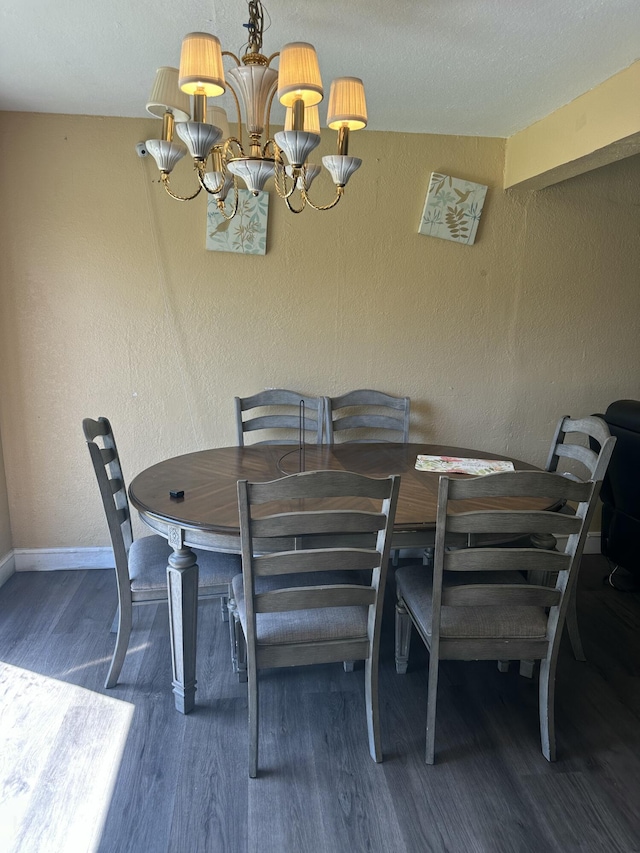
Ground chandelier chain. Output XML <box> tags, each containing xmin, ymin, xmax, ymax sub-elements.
<box><xmin>245</xmin><ymin>1</ymin><xmax>265</xmax><ymax>53</ymax></box>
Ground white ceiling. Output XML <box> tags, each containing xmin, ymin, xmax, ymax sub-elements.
<box><xmin>1</xmin><ymin>0</ymin><xmax>639</xmax><ymax>137</ymax></box>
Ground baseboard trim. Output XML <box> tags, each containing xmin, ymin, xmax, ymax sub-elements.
<box><xmin>583</xmin><ymin>532</ymin><xmax>601</xmax><ymax>555</ymax></box>
<box><xmin>14</xmin><ymin>547</ymin><xmax>115</xmax><ymax>572</ymax></box>
<box><xmin>553</xmin><ymin>531</ymin><xmax>600</xmax><ymax>555</ymax></box>
<box><xmin>6</xmin><ymin>533</ymin><xmax>602</xmax><ymax>574</ymax></box>
<box><xmin>0</xmin><ymin>551</ymin><xmax>16</xmax><ymax>587</ymax></box>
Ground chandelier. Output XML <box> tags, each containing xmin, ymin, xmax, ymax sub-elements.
<box><xmin>145</xmin><ymin>0</ymin><xmax>367</xmax><ymax>217</ymax></box>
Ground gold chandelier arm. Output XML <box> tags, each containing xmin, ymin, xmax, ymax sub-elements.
<box><xmin>273</xmin><ymin>159</ymin><xmax>288</xmax><ymax>198</ymax></box>
<box><xmin>161</xmin><ymin>173</ymin><xmax>202</xmax><ymax>201</ymax></box>
<box><xmin>285</xmin><ymin>195</ymin><xmax>306</xmax><ymax>214</ymax></box>
<box><xmin>300</xmin><ymin>185</ymin><xmax>345</xmax><ymax>211</ymax></box>
<box><xmin>266</xmin><ymin>52</ymin><xmax>280</xmax><ymax>67</ymax></box>
<box><xmin>216</xmin><ymin>180</ymin><xmax>240</xmax><ymax>220</ymax></box>
<box><xmin>224</xmin><ymin>137</ymin><xmax>245</xmax><ymax>158</ymax></box>
<box><xmin>272</xmin><ymin>155</ymin><xmax>298</xmax><ymax>200</ymax></box>
<box><xmin>221</xmin><ymin>50</ymin><xmax>241</xmax><ymax>66</ymax></box>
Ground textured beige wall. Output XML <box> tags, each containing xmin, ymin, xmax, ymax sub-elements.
<box><xmin>0</xmin><ymin>112</ymin><xmax>638</xmax><ymax>549</ymax></box>
<box><xmin>0</xmin><ymin>431</ymin><xmax>11</xmax><ymax>556</ymax></box>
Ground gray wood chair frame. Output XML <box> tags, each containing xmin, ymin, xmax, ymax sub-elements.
<box><xmin>83</xmin><ymin>417</ymin><xmax>239</xmax><ymax>688</ymax></box>
<box><xmin>324</xmin><ymin>390</ymin><xmax>410</xmax><ymax>445</ymax></box>
<box><xmin>234</xmin><ymin>469</ymin><xmax>400</xmax><ymax>778</ymax></box>
<box><xmin>234</xmin><ymin>390</ymin><xmax>324</xmax><ymax>446</ymax></box>
<box><xmin>542</xmin><ymin>415</ymin><xmax>616</xmax><ymax>662</ymax></box>
<box><xmin>394</xmin><ymin>469</ymin><xmax>599</xmax><ymax>764</ymax></box>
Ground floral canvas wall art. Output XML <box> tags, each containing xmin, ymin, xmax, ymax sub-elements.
<box><xmin>418</xmin><ymin>173</ymin><xmax>488</xmax><ymax>245</ymax></box>
<box><xmin>206</xmin><ymin>189</ymin><xmax>268</xmax><ymax>255</ymax></box>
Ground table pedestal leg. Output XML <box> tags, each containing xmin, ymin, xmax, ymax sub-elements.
<box><xmin>167</xmin><ymin>527</ymin><xmax>199</xmax><ymax>714</ymax></box>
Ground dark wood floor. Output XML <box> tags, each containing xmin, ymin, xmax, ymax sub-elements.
<box><xmin>1</xmin><ymin>555</ymin><xmax>639</xmax><ymax>853</ymax></box>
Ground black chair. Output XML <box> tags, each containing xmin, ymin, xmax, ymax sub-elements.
<box><xmin>594</xmin><ymin>400</ymin><xmax>640</xmax><ymax>587</ymax></box>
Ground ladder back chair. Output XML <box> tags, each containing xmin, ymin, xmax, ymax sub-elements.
<box><xmin>542</xmin><ymin>415</ymin><xmax>616</xmax><ymax>661</ymax></box>
<box><xmin>324</xmin><ymin>390</ymin><xmax>410</xmax><ymax>444</ymax></box>
<box><xmin>233</xmin><ymin>469</ymin><xmax>400</xmax><ymax>778</ymax></box>
<box><xmin>394</xmin><ymin>470</ymin><xmax>599</xmax><ymax>764</ymax></box>
<box><xmin>234</xmin><ymin>390</ymin><xmax>324</xmax><ymax>446</ymax></box>
<box><xmin>83</xmin><ymin>417</ymin><xmax>240</xmax><ymax>688</ymax></box>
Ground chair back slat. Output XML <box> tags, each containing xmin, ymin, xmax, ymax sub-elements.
<box><xmin>255</xmin><ymin>584</ymin><xmax>376</xmax><ymax>613</ymax></box>
<box><xmin>110</xmin><ymin>476</ymin><xmax>124</xmax><ymax>495</ymax></box>
<box><xmin>83</xmin><ymin>417</ymin><xmax>110</xmax><ymax>441</ymax></box>
<box><xmin>562</xmin><ymin>415</ymin><xmax>613</xmax><ymax>450</ymax></box>
<box><xmin>332</xmin><ymin>414</ymin><xmax>407</xmax><ymax>433</ymax></box>
<box><xmin>446</xmin><ymin>470</ymin><xmax>592</xmax><ymax>501</ymax></box>
<box><xmin>254</xmin><ymin>548</ymin><xmax>381</xmax><ymax>577</ymax></box>
<box><xmin>251</xmin><ymin>510</ymin><xmax>386</xmax><ymax>538</ymax></box>
<box><xmin>446</xmin><ymin>510</ymin><xmax>583</xmax><ymax>536</ymax></box>
<box><xmin>242</xmin><ymin>415</ymin><xmax>312</xmax><ymax>433</ymax></box>
<box><xmin>444</xmin><ymin>547</ymin><xmax>571</xmax><ymax>573</ymax></box>
<box><xmin>100</xmin><ymin>446</ymin><xmax>118</xmax><ymax>466</ymax></box>
<box><xmin>553</xmin><ymin>442</ymin><xmax>600</xmax><ymax>474</ymax></box>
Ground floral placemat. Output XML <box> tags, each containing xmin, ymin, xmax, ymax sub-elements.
<box><xmin>415</xmin><ymin>455</ymin><xmax>515</xmax><ymax>474</ymax></box>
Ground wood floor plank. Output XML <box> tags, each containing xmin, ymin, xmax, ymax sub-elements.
<box><xmin>521</xmin><ymin>769</ymin><xmax>640</xmax><ymax>853</ymax></box>
<box><xmin>246</xmin><ymin>673</ymin><xmax>333</xmax><ymax>852</ymax></box>
<box><xmin>0</xmin><ymin>662</ymin><xmax>134</xmax><ymax>853</ymax></box>
<box><xmin>95</xmin><ymin>605</ymin><xmax>186</xmax><ymax>853</ymax></box>
<box><xmin>304</xmin><ymin>687</ymin><xmax>410</xmax><ymax>853</ymax></box>
<box><xmin>0</xmin><ymin>556</ymin><xmax>638</xmax><ymax>853</ymax></box>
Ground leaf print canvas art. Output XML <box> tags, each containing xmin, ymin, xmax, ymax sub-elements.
<box><xmin>206</xmin><ymin>189</ymin><xmax>268</xmax><ymax>255</ymax></box>
<box><xmin>418</xmin><ymin>173</ymin><xmax>488</xmax><ymax>245</ymax></box>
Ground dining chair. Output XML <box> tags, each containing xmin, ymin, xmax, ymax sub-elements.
<box><xmin>324</xmin><ymin>390</ymin><xmax>410</xmax><ymax>567</ymax></box>
<box><xmin>394</xmin><ymin>469</ymin><xmax>599</xmax><ymax>764</ymax></box>
<box><xmin>83</xmin><ymin>417</ymin><xmax>241</xmax><ymax>689</ymax></box>
<box><xmin>324</xmin><ymin>389</ymin><xmax>410</xmax><ymax>444</ymax></box>
<box><xmin>541</xmin><ymin>415</ymin><xmax>616</xmax><ymax>661</ymax></box>
<box><xmin>232</xmin><ymin>469</ymin><xmax>400</xmax><ymax>778</ymax></box>
<box><xmin>234</xmin><ymin>389</ymin><xmax>324</xmax><ymax>446</ymax></box>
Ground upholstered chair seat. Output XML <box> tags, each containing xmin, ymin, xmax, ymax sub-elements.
<box><xmin>395</xmin><ymin>565</ymin><xmax>547</xmax><ymax>640</ymax></box>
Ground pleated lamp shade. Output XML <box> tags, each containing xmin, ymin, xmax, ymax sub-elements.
<box><xmin>207</xmin><ymin>106</ymin><xmax>231</xmax><ymax>141</ymax></box>
<box><xmin>327</xmin><ymin>77</ymin><xmax>367</xmax><ymax>131</ymax></box>
<box><xmin>146</xmin><ymin>67</ymin><xmax>191</xmax><ymax>122</ymax></box>
<box><xmin>277</xmin><ymin>42</ymin><xmax>323</xmax><ymax>107</ymax></box>
<box><xmin>179</xmin><ymin>32</ymin><xmax>225</xmax><ymax>97</ymax></box>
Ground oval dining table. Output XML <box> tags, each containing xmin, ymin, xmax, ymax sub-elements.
<box><xmin>128</xmin><ymin>442</ymin><xmax>541</xmax><ymax>713</ymax></box>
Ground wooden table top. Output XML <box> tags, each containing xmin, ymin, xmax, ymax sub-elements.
<box><xmin>128</xmin><ymin>443</ymin><xmax>543</xmax><ymax>543</ymax></box>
